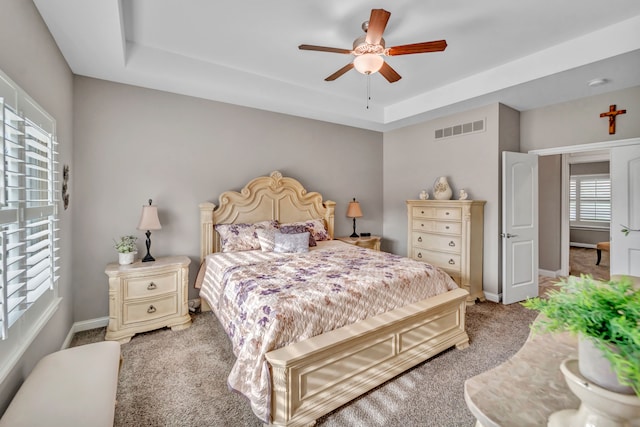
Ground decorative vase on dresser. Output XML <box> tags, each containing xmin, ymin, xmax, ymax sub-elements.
<box><xmin>105</xmin><ymin>256</ymin><xmax>192</xmax><ymax>343</ymax></box>
<box><xmin>406</xmin><ymin>199</ymin><xmax>485</xmax><ymax>304</ymax></box>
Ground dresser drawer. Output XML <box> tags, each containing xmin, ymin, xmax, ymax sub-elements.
<box><xmin>123</xmin><ymin>294</ymin><xmax>178</xmax><ymax>325</ymax></box>
<box><xmin>412</xmin><ymin>206</ymin><xmax>462</xmax><ymax>221</ymax></box>
<box><xmin>412</xmin><ymin>219</ymin><xmax>462</xmax><ymax>235</ymax></box>
<box><xmin>412</xmin><ymin>233</ymin><xmax>461</xmax><ymax>253</ymax></box>
<box><xmin>124</xmin><ymin>271</ymin><xmax>178</xmax><ymax>300</ymax></box>
<box><xmin>412</xmin><ymin>248</ymin><xmax>461</xmax><ymax>271</ymax></box>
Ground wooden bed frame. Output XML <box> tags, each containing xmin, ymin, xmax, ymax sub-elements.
<box><xmin>199</xmin><ymin>171</ymin><xmax>470</xmax><ymax>427</ymax></box>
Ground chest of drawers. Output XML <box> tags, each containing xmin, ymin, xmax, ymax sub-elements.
<box><xmin>406</xmin><ymin>200</ymin><xmax>485</xmax><ymax>304</ymax></box>
<box><xmin>105</xmin><ymin>256</ymin><xmax>191</xmax><ymax>343</ymax></box>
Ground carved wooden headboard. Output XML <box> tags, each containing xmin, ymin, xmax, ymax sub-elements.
<box><xmin>199</xmin><ymin>171</ymin><xmax>336</xmax><ymax>261</ymax></box>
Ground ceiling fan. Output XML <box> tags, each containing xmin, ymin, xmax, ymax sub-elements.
<box><xmin>299</xmin><ymin>8</ymin><xmax>447</xmax><ymax>83</ymax></box>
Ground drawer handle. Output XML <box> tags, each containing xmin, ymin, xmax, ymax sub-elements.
<box><xmin>417</xmin><ymin>236</ymin><xmax>422</xmax><ymax>242</ymax></box>
<box><xmin>445</xmin><ymin>212</ymin><xmax>450</xmax><ymax>216</ymax></box>
<box><xmin>421</xmin><ymin>210</ymin><xmax>425</xmax><ymax>214</ymax></box>
<box><xmin>449</xmin><ymin>241</ymin><xmax>455</xmax><ymax>247</ymax></box>
<box><xmin>417</xmin><ymin>252</ymin><xmax>422</xmax><ymax>258</ymax></box>
<box><xmin>448</xmin><ymin>259</ymin><xmax>455</xmax><ymax>265</ymax></box>
<box><xmin>445</xmin><ymin>226</ymin><xmax>450</xmax><ymax>230</ymax></box>
<box><xmin>147</xmin><ymin>282</ymin><xmax>157</xmax><ymax>290</ymax></box>
<box><xmin>147</xmin><ymin>305</ymin><xmax>156</xmax><ymax>314</ymax></box>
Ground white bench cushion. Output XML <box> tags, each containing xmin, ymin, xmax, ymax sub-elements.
<box><xmin>0</xmin><ymin>341</ymin><xmax>121</xmax><ymax>427</ymax></box>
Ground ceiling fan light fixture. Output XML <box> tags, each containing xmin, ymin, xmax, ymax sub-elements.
<box><xmin>353</xmin><ymin>54</ymin><xmax>384</xmax><ymax>75</ymax></box>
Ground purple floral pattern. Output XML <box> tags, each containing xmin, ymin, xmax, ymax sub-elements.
<box><xmin>198</xmin><ymin>241</ymin><xmax>458</xmax><ymax>422</ymax></box>
<box><xmin>215</xmin><ymin>220</ymin><xmax>278</xmax><ymax>252</ymax></box>
<box><xmin>281</xmin><ymin>218</ymin><xmax>329</xmax><ymax>242</ymax></box>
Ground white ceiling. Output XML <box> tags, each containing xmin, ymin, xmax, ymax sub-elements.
<box><xmin>34</xmin><ymin>0</ymin><xmax>640</xmax><ymax>131</ymax></box>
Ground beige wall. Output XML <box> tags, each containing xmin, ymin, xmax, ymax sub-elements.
<box><xmin>72</xmin><ymin>77</ymin><xmax>383</xmax><ymax>321</ymax></box>
<box><xmin>521</xmin><ymin>86</ymin><xmax>640</xmax><ymax>151</ymax></box>
<box><xmin>382</xmin><ymin>103</ymin><xmax>519</xmax><ymax>301</ymax></box>
<box><xmin>0</xmin><ymin>0</ymin><xmax>74</xmax><ymax>415</ymax></box>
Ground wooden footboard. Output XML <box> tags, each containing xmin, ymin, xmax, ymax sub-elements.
<box><xmin>265</xmin><ymin>287</ymin><xmax>469</xmax><ymax>427</ymax></box>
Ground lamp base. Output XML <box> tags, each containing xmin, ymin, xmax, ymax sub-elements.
<box><xmin>142</xmin><ymin>230</ymin><xmax>155</xmax><ymax>262</ymax></box>
<box><xmin>350</xmin><ymin>217</ymin><xmax>359</xmax><ymax>238</ymax></box>
<box><xmin>141</xmin><ymin>253</ymin><xmax>155</xmax><ymax>263</ymax></box>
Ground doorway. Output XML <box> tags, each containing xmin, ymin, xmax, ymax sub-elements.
<box><xmin>531</xmin><ymin>138</ymin><xmax>640</xmax><ymax>283</ymax></box>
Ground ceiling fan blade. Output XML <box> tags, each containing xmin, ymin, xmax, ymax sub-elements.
<box><xmin>386</xmin><ymin>40</ymin><xmax>447</xmax><ymax>56</ymax></box>
<box><xmin>379</xmin><ymin>61</ymin><xmax>401</xmax><ymax>83</ymax></box>
<box><xmin>365</xmin><ymin>9</ymin><xmax>391</xmax><ymax>45</ymax></box>
<box><xmin>299</xmin><ymin>44</ymin><xmax>353</xmax><ymax>54</ymax></box>
<box><xmin>325</xmin><ymin>63</ymin><xmax>355</xmax><ymax>81</ymax></box>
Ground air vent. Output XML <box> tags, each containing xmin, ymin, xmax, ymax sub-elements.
<box><xmin>435</xmin><ymin>118</ymin><xmax>485</xmax><ymax>140</ymax></box>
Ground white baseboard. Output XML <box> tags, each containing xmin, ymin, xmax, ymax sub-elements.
<box><xmin>570</xmin><ymin>242</ymin><xmax>597</xmax><ymax>249</ymax></box>
<box><xmin>539</xmin><ymin>269</ymin><xmax>560</xmax><ymax>278</ymax></box>
<box><xmin>483</xmin><ymin>291</ymin><xmax>500</xmax><ymax>303</ymax></box>
<box><xmin>61</xmin><ymin>317</ymin><xmax>109</xmax><ymax>350</ymax></box>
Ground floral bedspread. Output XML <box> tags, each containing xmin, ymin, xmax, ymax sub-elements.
<box><xmin>198</xmin><ymin>240</ymin><xmax>459</xmax><ymax>422</ymax></box>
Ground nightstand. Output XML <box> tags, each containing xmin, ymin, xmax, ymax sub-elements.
<box><xmin>105</xmin><ymin>256</ymin><xmax>191</xmax><ymax>343</ymax></box>
<box><xmin>335</xmin><ymin>235</ymin><xmax>381</xmax><ymax>251</ymax></box>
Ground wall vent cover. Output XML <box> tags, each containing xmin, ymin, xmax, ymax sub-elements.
<box><xmin>435</xmin><ymin>118</ymin><xmax>485</xmax><ymax>140</ymax></box>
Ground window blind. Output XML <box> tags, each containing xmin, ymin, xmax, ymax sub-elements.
<box><xmin>569</xmin><ymin>174</ymin><xmax>611</xmax><ymax>226</ymax></box>
<box><xmin>0</xmin><ymin>73</ymin><xmax>59</xmax><ymax>340</ymax></box>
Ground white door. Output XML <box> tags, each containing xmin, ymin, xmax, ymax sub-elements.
<box><xmin>610</xmin><ymin>144</ymin><xmax>640</xmax><ymax>276</ymax></box>
<box><xmin>502</xmin><ymin>152</ymin><xmax>539</xmax><ymax>304</ymax></box>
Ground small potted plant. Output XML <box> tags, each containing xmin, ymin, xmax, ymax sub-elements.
<box><xmin>522</xmin><ymin>274</ymin><xmax>639</xmax><ymax>396</ymax></box>
<box><xmin>114</xmin><ymin>235</ymin><xmax>138</xmax><ymax>265</ymax></box>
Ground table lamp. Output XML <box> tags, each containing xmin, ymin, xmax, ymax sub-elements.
<box><xmin>137</xmin><ymin>199</ymin><xmax>162</xmax><ymax>262</ymax></box>
<box><xmin>346</xmin><ymin>198</ymin><xmax>363</xmax><ymax>238</ymax></box>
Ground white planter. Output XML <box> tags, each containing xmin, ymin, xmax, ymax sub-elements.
<box><xmin>578</xmin><ymin>335</ymin><xmax>634</xmax><ymax>395</ymax></box>
<box><xmin>118</xmin><ymin>252</ymin><xmax>136</xmax><ymax>265</ymax></box>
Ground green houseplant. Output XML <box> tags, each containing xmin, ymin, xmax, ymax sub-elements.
<box><xmin>114</xmin><ymin>235</ymin><xmax>138</xmax><ymax>265</ymax></box>
<box><xmin>522</xmin><ymin>274</ymin><xmax>640</xmax><ymax>396</ymax></box>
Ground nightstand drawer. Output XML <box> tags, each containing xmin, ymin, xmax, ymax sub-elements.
<box><xmin>124</xmin><ymin>271</ymin><xmax>178</xmax><ymax>300</ymax></box>
<box><xmin>412</xmin><ymin>233</ymin><xmax>461</xmax><ymax>253</ymax></box>
<box><xmin>123</xmin><ymin>294</ymin><xmax>178</xmax><ymax>324</ymax></box>
<box><xmin>412</xmin><ymin>219</ymin><xmax>462</xmax><ymax>235</ymax></box>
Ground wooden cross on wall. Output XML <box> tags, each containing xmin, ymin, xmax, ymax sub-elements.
<box><xmin>600</xmin><ymin>104</ymin><xmax>626</xmax><ymax>134</ymax></box>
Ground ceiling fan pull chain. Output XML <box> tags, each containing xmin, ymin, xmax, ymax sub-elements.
<box><xmin>366</xmin><ymin>73</ymin><xmax>371</xmax><ymax>109</ymax></box>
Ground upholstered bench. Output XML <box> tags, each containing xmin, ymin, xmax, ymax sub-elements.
<box><xmin>0</xmin><ymin>341</ymin><xmax>121</xmax><ymax>427</ymax></box>
<box><xmin>596</xmin><ymin>241</ymin><xmax>610</xmax><ymax>265</ymax></box>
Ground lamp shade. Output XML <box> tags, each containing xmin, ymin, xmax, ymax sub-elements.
<box><xmin>353</xmin><ymin>54</ymin><xmax>384</xmax><ymax>75</ymax></box>
<box><xmin>346</xmin><ymin>199</ymin><xmax>363</xmax><ymax>218</ymax></box>
<box><xmin>137</xmin><ymin>201</ymin><xmax>161</xmax><ymax>231</ymax></box>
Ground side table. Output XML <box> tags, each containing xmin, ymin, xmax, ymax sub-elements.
<box><xmin>105</xmin><ymin>256</ymin><xmax>191</xmax><ymax>343</ymax></box>
<box><xmin>335</xmin><ymin>235</ymin><xmax>381</xmax><ymax>251</ymax></box>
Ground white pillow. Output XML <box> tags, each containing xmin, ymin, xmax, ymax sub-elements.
<box><xmin>273</xmin><ymin>232</ymin><xmax>310</xmax><ymax>253</ymax></box>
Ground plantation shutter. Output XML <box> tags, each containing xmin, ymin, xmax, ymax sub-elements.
<box><xmin>569</xmin><ymin>174</ymin><xmax>611</xmax><ymax>227</ymax></box>
<box><xmin>0</xmin><ymin>72</ymin><xmax>59</xmax><ymax>340</ymax></box>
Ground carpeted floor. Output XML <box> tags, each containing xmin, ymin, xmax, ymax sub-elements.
<box><xmin>72</xmin><ymin>300</ymin><xmax>539</xmax><ymax>427</ymax></box>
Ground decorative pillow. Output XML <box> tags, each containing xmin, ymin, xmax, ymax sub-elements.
<box><xmin>280</xmin><ymin>224</ymin><xmax>316</xmax><ymax>247</ymax></box>
<box><xmin>273</xmin><ymin>232</ymin><xmax>310</xmax><ymax>253</ymax></box>
<box><xmin>215</xmin><ymin>220</ymin><xmax>278</xmax><ymax>252</ymax></box>
<box><xmin>282</xmin><ymin>219</ymin><xmax>329</xmax><ymax>242</ymax></box>
<box><xmin>256</xmin><ymin>228</ymin><xmax>278</xmax><ymax>252</ymax></box>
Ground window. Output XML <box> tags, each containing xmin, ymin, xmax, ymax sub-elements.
<box><xmin>0</xmin><ymin>70</ymin><xmax>60</xmax><ymax>340</ymax></box>
<box><xmin>569</xmin><ymin>174</ymin><xmax>611</xmax><ymax>228</ymax></box>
